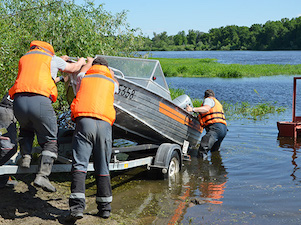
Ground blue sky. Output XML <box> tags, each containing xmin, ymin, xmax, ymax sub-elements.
<box><xmin>76</xmin><ymin>0</ymin><xmax>301</xmax><ymax>37</ymax></box>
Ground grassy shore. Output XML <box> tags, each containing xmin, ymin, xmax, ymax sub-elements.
<box><xmin>153</xmin><ymin>58</ymin><xmax>301</xmax><ymax>77</ymax></box>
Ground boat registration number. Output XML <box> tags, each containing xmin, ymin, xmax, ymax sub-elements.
<box><xmin>118</xmin><ymin>85</ymin><xmax>135</xmax><ymax>99</ymax></box>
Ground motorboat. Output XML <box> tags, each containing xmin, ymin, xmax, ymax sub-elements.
<box><xmin>65</xmin><ymin>55</ymin><xmax>203</xmax><ymax>148</ymax></box>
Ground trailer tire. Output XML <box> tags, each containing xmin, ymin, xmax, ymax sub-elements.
<box><xmin>151</xmin><ymin>143</ymin><xmax>182</xmax><ymax>179</ymax></box>
<box><xmin>165</xmin><ymin>150</ymin><xmax>180</xmax><ymax>179</ymax></box>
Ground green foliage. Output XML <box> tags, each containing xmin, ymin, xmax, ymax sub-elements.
<box><xmin>169</xmin><ymin>87</ymin><xmax>186</xmax><ymax>100</ymax></box>
<box><xmin>0</xmin><ymin>0</ymin><xmax>144</xmax><ymax>111</ymax></box>
<box><xmin>217</xmin><ymin>69</ymin><xmax>242</xmax><ymax>78</ymax></box>
<box><xmin>154</xmin><ymin>58</ymin><xmax>301</xmax><ymax>77</ymax></box>
<box><xmin>141</xmin><ymin>17</ymin><xmax>301</xmax><ymax>51</ymax></box>
<box><xmin>191</xmin><ymin>98</ymin><xmax>203</xmax><ymax>107</ymax></box>
<box><xmin>221</xmin><ymin>100</ymin><xmax>286</xmax><ymax>120</ymax></box>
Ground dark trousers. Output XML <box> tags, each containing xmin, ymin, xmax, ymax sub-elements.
<box><xmin>69</xmin><ymin>117</ymin><xmax>113</xmax><ymax>214</ymax></box>
<box><xmin>13</xmin><ymin>94</ymin><xmax>58</xmax><ymax>158</ymax></box>
<box><xmin>199</xmin><ymin>123</ymin><xmax>227</xmax><ymax>153</ymax></box>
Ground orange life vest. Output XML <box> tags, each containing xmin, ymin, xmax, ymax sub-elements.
<box><xmin>9</xmin><ymin>47</ymin><xmax>58</xmax><ymax>102</ymax></box>
<box><xmin>71</xmin><ymin>65</ymin><xmax>116</xmax><ymax>125</ymax></box>
<box><xmin>199</xmin><ymin>97</ymin><xmax>227</xmax><ymax>127</ymax></box>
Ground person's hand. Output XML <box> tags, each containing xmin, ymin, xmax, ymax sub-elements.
<box><xmin>63</xmin><ymin>76</ymin><xmax>69</xmax><ymax>82</ymax></box>
<box><xmin>77</xmin><ymin>57</ymin><xmax>86</xmax><ymax>66</ymax></box>
<box><xmin>86</xmin><ymin>57</ymin><xmax>94</xmax><ymax>63</ymax></box>
<box><xmin>60</xmin><ymin>55</ymin><xmax>69</xmax><ymax>61</ymax></box>
<box><xmin>186</xmin><ymin>104</ymin><xmax>193</xmax><ymax>112</ymax></box>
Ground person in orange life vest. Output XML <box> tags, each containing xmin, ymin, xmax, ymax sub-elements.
<box><xmin>186</xmin><ymin>89</ymin><xmax>227</xmax><ymax>159</ymax></box>
<box><xmin>9</xmin><ymin>40</ymin><xmax>86</xmax><ymax>192</ymax></box>
<box><xmin>66</xmin><ymin>57</ymin><xmax>119</xmax><ymax>222</ymax></box>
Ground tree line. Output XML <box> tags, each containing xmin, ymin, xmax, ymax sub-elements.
<box><xmin>140</xmin><ymin>17</ymin><xmax>301</xmax><ymax>51</ymax></box>
<box><xmin>0</xmin><ymin>0</ymin><xmax>144</xmax><ymax>111</ymax></box>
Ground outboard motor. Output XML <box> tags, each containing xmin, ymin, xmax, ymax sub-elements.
<box><xmin>172</xmin><ymin>94</ymin><xmax>193</xmax><ymax>109</ymax></box>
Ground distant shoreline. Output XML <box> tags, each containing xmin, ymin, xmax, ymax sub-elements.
<box><xmin>153</xmin><ymin>58</ymin><xmax>301</xmax><ymax>78</ymax></box>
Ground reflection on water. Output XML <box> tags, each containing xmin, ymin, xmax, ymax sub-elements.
<box><xmin>277</xmin><ymin>136</ymin><xmax>301</xmax><ymax>183</ymax></box>
<box><xmin>104</xmin><ymin>150</ymin><xmax>229</xmax><ymax>224</ymax></box>
<box><xmin>168</xmin><ymin>151</ymin><xmax>228</xmax><ymax>224</ymax></box>
<box><xmin>197</xmin><ymin>151</ymin><xmax>227</xmax><ymax>205</ymax></box>
<box><xmin>184</xmin><ymin>151</ymin><xmax>228</xmax><ymax>205</ymax></box>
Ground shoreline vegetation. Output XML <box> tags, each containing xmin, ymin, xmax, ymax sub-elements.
<box><xmin>169</xmin><ymin>87</ymin><xmax>286</xmax><ymax>120</ymax></box>
<box><xmin>154</xmin><ymin>58</ymin><xmax>301</xmax><ymax>78</ymax></box>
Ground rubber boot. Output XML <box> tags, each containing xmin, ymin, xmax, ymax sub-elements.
<box><xmin>18</xmin><ymin>154</ymin><xmax>31</xmax><ymax>168</ymax></box>
<box><xmin>18</xmin><ymin>132</ymin><xmax>34</xmax><ymax>168</ymax></box>
<box><xmin>34</xmin><ymin>155</ymin><xmax>56</xmax><ymax>192</ymax></box>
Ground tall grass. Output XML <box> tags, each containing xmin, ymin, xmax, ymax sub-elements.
<box><xmin>221</xmin><ymin>101</ymin><xmax>286</xmax><ymax>120</ymax></box>
<box><xmin>169</xmin><ymin>87</ymin><xmax>186</xmax><ymax>100</ymax></box>
<box><xmin>155</xmin><ymin>58</ymin><xmax>301</xmax><ymax>77</ymax></box>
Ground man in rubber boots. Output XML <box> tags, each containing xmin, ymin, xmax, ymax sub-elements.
<box><xmin>67</xmin><ymin>56</ymin><xmax>119</xmax><ymax>222</ymax></box>
<box><xmin>186</xmin><ymin>89</ymin><xmax>227</xmax><ymax>159</ymax></box>
<box><xmin>9</xmin><ymin>40</ymin><xmax>86</xmax><ymax>192</ymax></box>
<box><xmin>0</xmin><ymin>92</ymin><xmax>18</xmax><ymax>188</ymax></box>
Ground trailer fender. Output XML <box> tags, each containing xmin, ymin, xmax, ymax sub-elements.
<box><xmin>153</xmin><ymin>143</ymin><xmax>182</xmax><ymax>172</ymax></box>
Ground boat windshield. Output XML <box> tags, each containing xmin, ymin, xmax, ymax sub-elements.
<box><xmin>96</xmin><ymin>55</ymin><xmax>171</xmax><ymax>100</ymax></box>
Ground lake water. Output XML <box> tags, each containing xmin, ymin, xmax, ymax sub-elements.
<box><xmin>139</xmin><ymin>50</ymin><xmax>301</xmax><ymax>65</ymax></box>
<box><xmin>109</xmin><ymin>51</ymin><xmax>301</xmax><ymax>224</ymax></box>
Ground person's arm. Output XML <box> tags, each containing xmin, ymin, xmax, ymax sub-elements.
<box><xmin>54</xmin><ymin>57</ymin><xmax>70</xmax><ymax>83</ymax></box>
<box><xmin>186</xmin><ymin>97</ymin><xmax>214</xmax><ymax>113</ymax></box>
<box><xmin>186</xmin><ymin>104</ymin><xmax>211</xmax><ymax>113</ymax></box>
<box><xmin>75</xmin><ymin>72</ymin><xmax>85</xmax><ymax>94</ymax></box>
<box><xmin>79</xmin><ymin>57</ymin><xmax>94</xmax><ymax>74</ymax></box>
<box><xmin>110</xmin><ymin>69</ymin><xmax>119</xmax><ymax>93</ymax></box>
<box><xmin>74</xmin><ymin>57</ymin><xmax>94</xmax><ymax>93</ymax></box>
<box><xmin>60</xmin><ymin>55</ymin><xmax>69</xmax><ymax>61</ymax></box>
<box><xmin>63</xmin><ymin>57</ymin><xmax>86</xmax><ymax>73</ymax></box>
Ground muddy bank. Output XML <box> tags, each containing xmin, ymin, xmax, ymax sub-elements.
<box><xmin>0</xmin><ymin>173</ymin><xmax>141</xmax><ymax>225</ymax></box>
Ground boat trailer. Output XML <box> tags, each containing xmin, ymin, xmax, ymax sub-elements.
<box><xmin>277</xmin><ymin>77</ymin><xmax>301</xmax><ymax>140</ymax></box>
<box><xmin>0</xmin><ymin>140</ymin><xmax>190</xmax><ymax>179</ymax></box>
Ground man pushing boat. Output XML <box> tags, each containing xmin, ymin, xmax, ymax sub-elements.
<box><xmin>186</xmin><ymin>89</ymin><xmax>227</xmax><ymax>159</ymax></box>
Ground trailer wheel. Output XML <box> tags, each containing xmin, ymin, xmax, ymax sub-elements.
<box><xmin>151</xmin><ymin>143</ymin><xmax>182</xmax><ymax>180</ymax></box>
<box><xmin>166</xmin><ymin>150</ymin><xmax>180</xmax><ymax>178</ymax></box>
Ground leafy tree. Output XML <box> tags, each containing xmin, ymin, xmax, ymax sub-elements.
<box><xmin>174</xmin><ymin>31</ymin><xmax>187</xmax><ymax>46</ymax></box>
<box><xmin>187</xmin><ymin>29</ymin><xmax>197</xmax><ymax>45</ymax></box>
<box><xmin>150</xmin><ymin>31</ymin><xmax>175</xmax><ymax>50</ymax></box>
<box><xmin>249</xmin><ymin>24</ymin><xmax>263</xmax><ymax>49</ymax></box>
<box><xmin>0</xmin><ymin>0</ymin><xmax>143</xmax><ymax>109</ymax></box>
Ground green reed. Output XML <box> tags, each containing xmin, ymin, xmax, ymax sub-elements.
<box><xmin>169</xmin><ymin>86</ymin><xmax>186</xmax><ymax>100</ymax></box>
<box><xmin>169</xmin><ymin>88</ymin><xmax>286</xmax><ymax>120</ymax></box>
<box><xmin>155</xmin><ymin>58</ymin><xmax>301</xmax><ymax>77</ymax></box>
<box><xmin>221</xmin><ymin>101</ymin><xmax>286</xmax><ymax>120</ymax></box>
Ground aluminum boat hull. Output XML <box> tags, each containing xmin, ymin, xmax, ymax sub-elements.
<box><xmin>113</xmin><ymin>78</ymin><xmax>202</xmax><ymax>147</ymax></box>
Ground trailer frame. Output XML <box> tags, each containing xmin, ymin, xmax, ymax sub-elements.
<box><xmin>0</xmin><ymin>140</ymin><xmax>190</xmax><ymax>178</ymax></box>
